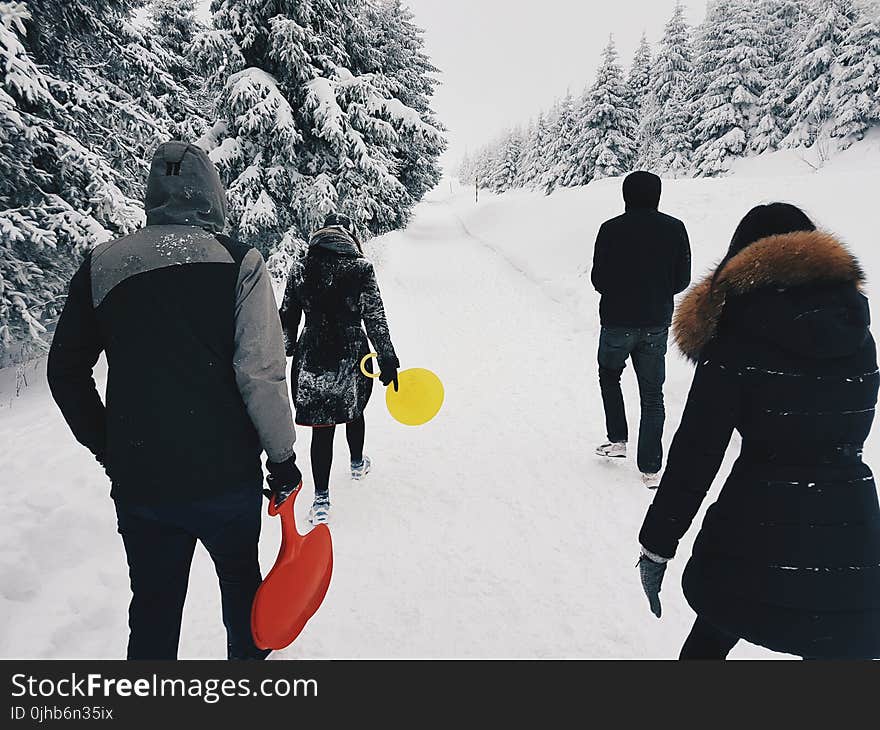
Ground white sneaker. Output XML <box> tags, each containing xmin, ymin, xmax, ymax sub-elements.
<box><xmin>351</xmin><ymin>456</ymin><xmax>372</xmax><ymax>480</ymax></box>
<box><xmin>308</xmin><ymin>494</ymin><xmax>331</xmax><ymax>525</ymax></box>
<box><xmin>641</xmin><ymin>472</ymin><xmax>661</xmax><ymax>489</ymax></box>
<box><xmin>595</xmin><ymin>442</ymin><xmax>627</xmax><ymax>459</ymax></box>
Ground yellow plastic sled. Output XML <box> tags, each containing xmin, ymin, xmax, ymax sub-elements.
<box><xmin>360</xmin><ymin>353</ymin><xmax>444</xmax><ymax>426</ymax></box>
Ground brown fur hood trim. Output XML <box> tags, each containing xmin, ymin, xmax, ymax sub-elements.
<box><xmin>674</xmin><ymin>230</ymin><xmax>865</xmax><ymax>362</ymax></box>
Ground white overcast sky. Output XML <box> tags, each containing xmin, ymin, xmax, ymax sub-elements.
<box><xmin>195</xmin><ymin>1</ymin><xmax>710</xmax><ymax>165</ymax></box>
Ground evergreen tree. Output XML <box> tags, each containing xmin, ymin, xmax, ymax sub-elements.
<box><xmin>194</xmin><ymin>0</ymin><xmax>444</xmax><ymax>253</ymax></box>
<box><xmin>541</xmin><ymin>94</ymin><xmax>578</xmax><ymax>194</ymax></box>
<box><xmin>781</xmin><ymin>0</ymin><xmax>857</xmax><ymax>148</ymax></box>
<box><xmin>641</xmin><ymin>1</ymin><xmax>692</xmax><ymax>170</ymax></box>
<box><xmin>691</xmin><ymin>0</ymin><xmax>771</xmax><ymax>176</ymax></box>
<box><xmin>657</xmin><ymin>83</ymin><xmax>692</xmax><ymax>176</ymax></box>
<box><xmin>627</xmin><ymin>32</ymin><xmax>652</xmax><ymax>116</ymax></box>
<box><xmin>568</xmin><ymin>38</ymin><xmax>638</xmax><ymax>184</ymax></box>
<box><xmin>651</xmin><ymin>1</ymin><xmax>692</xmax><ymax>110</ymax></box>
<box><xmin>829</xmin><ymin>11</ymin><xmax>880</xmax><ymax>146</ymax></box>
<box><xmin>519</xmin><ymin>113</ymin><xmax>549</xmax><ymax>188</ymax></box>
<box><xmin>367</xmin><ymin>0</ymin><xmax>446</xmax><ymax>221</ymax></box>
<box><xmin>146</xmin><ymin>0</ymin><xmax>211</xmax><ymax>142</ymax></box>
<box><xmin>150</xmin><ymin>0</ymin><xmax>200</xmax><ymax>59</ymax></box>
<box><xmin>636</xmin><ymin>92</ymin><xmax>663</xmax><ymax>170</ymax></box>
<box><xmin>0</xmin><ymin>1</ymin><xmax>145</xmax><ymax>362</ymax></box>
<box><xmin>751</xmin><ymin>0</ymin><xmax>807</xmax><ymax>152</ymax></box>
<box><xmin>491</xmin><ymin>131</ymin><xmax>523</xmax><ymax>193</ymax></box>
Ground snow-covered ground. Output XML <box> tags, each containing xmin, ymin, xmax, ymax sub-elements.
<box><xmin>2</xmin><ymin>142</ymin><xmax>880</xmax><ymax>659</ymax></box>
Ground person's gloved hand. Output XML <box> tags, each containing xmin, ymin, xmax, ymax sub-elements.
<box><xmin>378</xmin><ymin>356</ymin><xmax>399</xmax><ymax>392</ymax></box>
<box><xmin>638</xmin><ymin>552</ymin><xmax>668</xmax><ymax>618</ymax></box>
<box><xmin>265</xmin><ymin>454</ymin><xmax>303</xmax><ymax>506</ymax></box>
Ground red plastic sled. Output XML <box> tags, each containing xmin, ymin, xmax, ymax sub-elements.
<box><xmin>251</xmin><ymin>486</ymin><xmax>333</xmax><ymax>650</ymax></box>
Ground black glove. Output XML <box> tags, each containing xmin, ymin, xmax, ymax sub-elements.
<box><xmin>265</xmin><ymin>454</ymin><xmax>303</xmax><ymax>507</ymax></box>
<box><xmin>638</xmin><ymin>553</ymin><xmax>668</xmax><ymax>619</ymax></box>
<box><xmin>378</xmin><ymin>356</ymin><xmax>399</xmax><ymax>392</ymax></box>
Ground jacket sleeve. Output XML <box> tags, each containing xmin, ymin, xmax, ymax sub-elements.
<box><xmin>674</xmin><ymin>222</ymin><xmax>692</xmax><ymax>294</ymax></box>
<box><xmin>233</xmin><ymin>248</ymin><xmax>296</xmax><ymax>463</ymax></box>
<box><xmin>278</xmin><ymin>269</ymin><xmax>302</xmax><ymax>358</ymax></box>
<box><xmin>47</xmin><ymin>255</ymin><xmax>107</xmax><ymax>461</ymax></box>
<box><xmin>590</xmin><ymin>223</ymin><xmax>609</xmax><ymax>294</ymax></box>
<box><xmin>360</xmin><ymin>262</ymin><xmax>398</xmax><ymax>366</ymax></box>
<box><xmin>638</xmin><ymin>353</ymin><xmax>739</xmax><ymax>559</ymax></box>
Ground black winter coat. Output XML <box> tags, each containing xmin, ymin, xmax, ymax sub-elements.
<box><xmin>280</xmin><ymin>229</ymin><xmax>398</xmax><ymax>426</ymax></box>
<box><xmin>639</xmin><ymin>230</ymin><xmax>880</xmax><ymax>659</ymax></box>
<box><xmin>47</xmin><ymin>142</ymin><xmax>295</xmax><ymax>505</ymax></box>
<box><xmin>591</xmin><ymin>210</ymin><xmax>691</xmax><ymax>327</ymax></box>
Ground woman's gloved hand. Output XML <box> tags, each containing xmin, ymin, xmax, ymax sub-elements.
<box><xmin>265</xmin><ymin>454</ymin><xmax>303</xmax><ymax>506</ymax></box>
<box><xmin>638</xmin><ymin>551</ymin><xmax>668</xmax><ymax>619</ymax></box>
<box><xmin>378</xmin><ymin>356</ymin><xmax>400</xmax><ymax>392</ymax></box>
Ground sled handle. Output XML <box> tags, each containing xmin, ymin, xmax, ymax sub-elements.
<box><xmin>267</xmin><ymin>482</ymin><xmax>303</xmax><ymax>517</ymax></box>
<box><xmin>360</xmin><ymin>353</ymin><xmax>381</xmax><ymax>379</ymax></box>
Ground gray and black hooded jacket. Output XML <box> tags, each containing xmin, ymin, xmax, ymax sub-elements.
<box><xmin>48</xmin><ymin>142</ymin><xmax>295</xmax><ymax>505</ymax></box>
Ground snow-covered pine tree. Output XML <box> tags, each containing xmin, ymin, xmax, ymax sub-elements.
<box><xmin>781</xmin><ymin>0</ymin><xmax>858</xmax><ymax>149</ymax></box>
<box><xmin>367</xmin><ymin>0</ymin><xmax>446</xmax><ymax>224</ymax></box>
<box><xmin>829</xmin><ymin>10</ymin><xmax>880</xmax><ymax>146</ymax></box>
<box><xmin>570</xmin><ymin>38</ymin><xmax>638</xmax><ymax>183</ymax></box>
<box><xmin>691</xmin><ymin>0</ymin><xmax>771</xmax><ymax>176</ymax></box>
<box><xmin>0</xmin><ymin>1</ymin><xmax>144</xmax><ymax>363</ymax></box>
<box><xmin>150</xmin><ymin>0</ymin><xmax>200</xmax><ymax>59</ymax></box>
<box><xmin>462</xmin><ymin>140</ymin><xmax>501</xmax><ymax>190</ymax></box>
<box><xmin>641</xmin><ymin>1</ymin><xmax>692</xmax><ymax>170</ymax></box>
<box><xmin>147</xmin><ymin>0</ymin><xmax>211</xmax><ymax>142</ymax></box>
<box><xmin>657</xmin><ymin>82</ymin><xmax>692</xmax><ymax>176</ymax></box>
<box><xmin>627</xmin><ymin>32</ymin><xmax>652</xmax><ymax>117</ymax></box>
<box><xmin>491</xmin><ymin>131</ymin><xmax>523</xmax><ymax>194</ymax></box>
<box><xmin>651</xmin><ymin>1</ymin><xmax>692</xmax><ymax>111</ymax></box>
<box><xmin>195</xmin><ymin>0</ymin><xmax>444</xmax><ymax>254</ymax></box>
<box><xmin>512</xmin><ymin>121</ymin><xmax>534</xmax><ymax>189</ymax></box>
<box><xmin>561</xmin><ymin>89</ymin><xmax>593</xmax><ymax>187</ymax></box>
<box><xmin>541</xmin><ymin>93</ymin><xmax>578</xmax><ymax>194</ymax></box>
<box><xmin>519</xmin><ymin>113</ymin><xmax>549</xmax><ymax>189</ymax></box>
<box><xmin>751</xmin><ymin>0</ymin><xmax>807</xmax><ymax>152</ymax></box>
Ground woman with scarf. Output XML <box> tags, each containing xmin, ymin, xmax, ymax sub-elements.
<box><xmin>280</xmin><ymin>214</ymin><xmax>399</xmax><ymax>524</ymax></box>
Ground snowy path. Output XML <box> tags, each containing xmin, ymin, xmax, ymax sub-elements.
<box><xmin>2</xmin><ymin>189</ymin><xmax>787</xmax><ymax>659</ymax></box>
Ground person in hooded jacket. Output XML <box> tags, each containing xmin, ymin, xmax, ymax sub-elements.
<box><xmin>280</xmin><ymin>213</ymin><xmax>399</xmax><ymax>525</ymax></box>
<box><xmin>591</xmin><ymin>171</ymin><xmax>691</xmax><ymax>487</ymax></box>
<box><xmin>47</xmin><ymin>142</ymin><xmax>302</xmax><ymax>660</ymax></box>
<box><xmin>638</xmin><ymin>203</ymin><xmax>880</xmax><ymax>659</ymax></box>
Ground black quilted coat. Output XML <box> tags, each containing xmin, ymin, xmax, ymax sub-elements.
<box><xmin>640</xmin><ymin>230</ymin><xmax>880</xmax><ymax>659</ymax></box>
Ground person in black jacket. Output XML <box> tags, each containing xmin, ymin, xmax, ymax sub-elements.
<box><xmin>280</xmin><ymin>213</ymin><xmax>399</xmax><ymax>526</ymax></box>
<box><xmin>47</xmin><ymin>142</ymin><xmax>302</xmax><ymax>660</ymax></box>
<box><xmin>591</xmin><ymin>171</ymin><xmax>691</xmax><ymax>486</ymax></box>
<box><xmin>638</xmin><ymin>203</ymin><xmax>880</xmax><ymax>660</ymax></box>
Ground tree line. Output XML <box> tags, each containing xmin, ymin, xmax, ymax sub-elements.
<box><xmin>0</xmin><ymin>0</ymin><xmax>445</xmax><ymax>364</ymax></box>
<box><xmin>459</xmin><ymin>0</ymin><xmax>880</xmax><ymax>194</ymax></box>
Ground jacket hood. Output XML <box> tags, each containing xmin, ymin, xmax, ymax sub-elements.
<box><xmin>674</xmin><ymin>230</ymin><xmax>868</xmax><ymax>362</ymax></box>
<box><xmin>308</xmin><ymin>227</ymin><xmax>362</xmax><ymax>257</ymax></box>
<box><xmin>145</xmin><ymin>142</ymin><xmax>227</xmax><ymax>233</ymax></box>
<box><xmin>623</xmin><ymin>171</ymin><xmax>661</xmax><ymax>211</ymax></box>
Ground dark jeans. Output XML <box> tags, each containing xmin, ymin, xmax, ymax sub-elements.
<box><xmin>597</xmin><ymin>325</ymin><xmax>668</xmax><ymax>473</ymax></box>
<box><xmin>680</xmin><ymin>616</ymin><xmax>740</xmax><ymax>659</ymax></box>
<box><xmin>115</xmin><ymin>488</ymin><xmax>268</xmax><ymax>660</ymax></box>
<box><xmin>310</xmin><ymin>415</ymin><xmax>366</xmax><ymax>498</ymax></box>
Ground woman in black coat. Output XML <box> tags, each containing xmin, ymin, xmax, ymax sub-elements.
<box><xmin>638</xmin><ymin>203</ymin><xmax>880</xmax><ymax>659</ymax></box>
<box><xmin>280</xmin><ymin>214</ymin><xmax>399</xmax><ymax>524</ymax></box>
